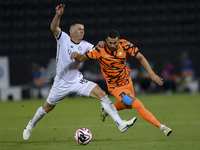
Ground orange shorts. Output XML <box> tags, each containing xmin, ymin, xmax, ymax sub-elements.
<box><xmin>108</xmin><ymin>82</ymin><xmax>135</xmax><ymax>101</ymax></box>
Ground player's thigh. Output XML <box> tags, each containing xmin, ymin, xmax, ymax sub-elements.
<box><xmin>110</xmin><ymin>84</ymin><xmax>135</xmax><ymax>101</ymax></box>
<box><xmin>89</xmin><ymin>85</ymin><xmax>106</xmax><ymax>100</ymax></box>
<box><xmin>46</xmin><ymin>80</ymin><xmax>72</xmax><ymax>105</ymax></box>
<box><xmin>46</xmin><ymin>90</ymin><xmax>69</xmax><ymax>106</ymax></box>
<box><xmin>75</xmin><ymin>78</ymin><xmax>97</xmax><ymax>97</ymax></box>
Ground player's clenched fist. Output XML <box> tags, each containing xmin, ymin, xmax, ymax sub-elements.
<box><xmin>70</xmin><ymin>52</ymin><xmax>79</xmax><ymax>60</ymax></box>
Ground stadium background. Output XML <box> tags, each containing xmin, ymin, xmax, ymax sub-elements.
<box><xmin>1</xmin><ymin>1</ymin><xmax>200</xmax><ymax>149</ymax></box>
<box><xmin>0</xmin><ymin>0</ymin><xmax>199</xmax><ymax>89</ymax></box>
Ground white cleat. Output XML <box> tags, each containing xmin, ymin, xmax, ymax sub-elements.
<box><xmin>23</xmin><ymin>121</ymin><xmax>34</xmax><ymax>140</ymax></box>
<box><xmin>119</xmin><ymin>117</ymin><xmax>137</xmax><ymax>133</ymax></box>
<box><xmin>161</xmin><ymin>125</ymin><xmax>172</xmax><ymax>136</ymax></box>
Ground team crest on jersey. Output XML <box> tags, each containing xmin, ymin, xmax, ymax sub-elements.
<box><xmin>118</xmin><ymin>51</ymin><xmax>123</xmax><ymax>56</ymax></box>
<box><xmin>78</xmin><ymin>46</ymin><xmax>82</xmax><ymax>51</ymax></box>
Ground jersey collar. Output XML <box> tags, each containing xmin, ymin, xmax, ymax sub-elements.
<box><xmin>71</xmin><ymin>39</ymin><xmax>81</xmax><ymax>45</ymax></box>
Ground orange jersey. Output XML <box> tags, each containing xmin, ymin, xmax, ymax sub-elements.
<box><xmin>86</xmin><ymin>39</ymin><xmax>139</xmax><ymax>90</ymax></box>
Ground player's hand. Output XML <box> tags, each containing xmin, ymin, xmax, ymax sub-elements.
<box><xmin>95</xmin><ymin>41</ymin><xmax>106</xmax><ymax>48</ymax></box>
<box><xmin>70</xmin><ymin>52</ymin><xmax>79</xmax><ymax>60</ymax></box>
<box><xmin>55</xmin><ymin>4</ymin><xmax>65</xmax><ymax>16</ymax></box>
<box><xmin>150</xmin><ymin>73</ymin><xmax>163</xmax><ymax>86</ymax></box>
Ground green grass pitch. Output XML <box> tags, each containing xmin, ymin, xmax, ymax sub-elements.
<box><xmin>0</xmin><ymin>93</ymin><xmax>200</xmax><ymax>150</ymax></box>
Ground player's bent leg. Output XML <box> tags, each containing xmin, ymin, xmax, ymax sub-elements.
<box><xmin>89</xmin><ymin>85</ymin><xmax>110</xmax><ymax>122</ymax></box>
<box><xmin>100</xmin><ymin>101</ymin><xmax>132</xmax><ymax>122</ymax></box>
<box><xmin>100</xmin><ymin>93</ymin><xmax>133</xmax><ymax>122</ymax></box>
<box><xmin>99</xmin><ymin>95</ymin><xmax>125</xmax><ymax>127</ymax></box>
<box><xmin>89</xmin><ymin>85</ymin><xmax>126</xmax><ymax>128</ymax></box>
<box><xmin>90</xmin><ymin>86</ymin><xmax>110</xmax><ymax>122</ymax></box>
<box><xmin>121</xmin><ymin>94</ymin><xmax>163</xmax><ymax>128</ymax></box>
<box><xmin>23</xmin><ymin>102</ymin><xmax>55</xmax><ymax>140</ymax></box>
<box><xmin>99</xmin><ymin>95</ymin><xmax>137</xmax><ymax>133</ymax></box>
<box><xmin>126</xmin><ymin>95</ymin><xmax>172</xmax><ymax>136</ymax></box>
<box><xmin>131</xmin><ymin>99</ymin><xmax>162</xmax><ymax>128</ymax></box>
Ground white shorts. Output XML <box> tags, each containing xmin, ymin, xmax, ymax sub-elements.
<box><xmin>46</xmin><ymin>75</ymin><xmax>97</xmax><ymax>105</ymax></box>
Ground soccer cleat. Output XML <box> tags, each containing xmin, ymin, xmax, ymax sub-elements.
<box><xmin>23</xmin><ymin>120</ymin><xmax>34</xmax><ymax>140</ymax></box>
<box><xmin>100</xmin><ymin>106</ymin><xmax>108</xmax><ymax>122</ymax></box>
<box><xmin>119</xmin><ymin>117</ymin><xmax>137</xmax><ymax>133</ymax></box>
<box><xmin>161</xmin><ymin>125</ymin><xmax>172</xmax><ymax>136</ymax></box>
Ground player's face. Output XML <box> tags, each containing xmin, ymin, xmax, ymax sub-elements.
<box><xmin>106</xmin><ymin>37</ymin><xmax>119</xmax><ymax>51</ymax></box>
<box><xmin>70</xmin><ymin>24</ymin><xmax>84</xmax><ymax>42</ymax></box>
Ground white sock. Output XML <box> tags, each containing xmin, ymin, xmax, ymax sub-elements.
<box><xmin>159</xmin><ymin>124</ymin><xmax>165</xmax><ymax>130</ymax></box>
<box><xmin>29</xmin><ymin>106</ymin><xmax>47</xmax><ymax>128</ymax></box>
<box><xmin>100</xmin><ymin>95</ymin><xmax>123</xmax><ymax>127</ymax></box>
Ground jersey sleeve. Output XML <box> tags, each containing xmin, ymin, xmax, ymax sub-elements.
<box><xmin>83</xmin><ymin>41</ymin><xmax>94</xmax><ymax>54</ymax></box>
<box><xmin>85</xmin><ymin>48</ymin><xmax>98</xmax><ymax>60</ymax></box>
<box><xmin>121</xmin><ymin>39</ymin><xmax>139</xmax><ymax>57</ymax></box>
<box><xmin>55</xmin><ymin>30</ymin><xmax>70</xmax><ymax>43</ymax></box>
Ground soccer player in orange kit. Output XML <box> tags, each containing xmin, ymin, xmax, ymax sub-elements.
<box><xmin>70</xmin><ymin>30</ymin><xmax>172</xmax><ymax>136</ymax></box>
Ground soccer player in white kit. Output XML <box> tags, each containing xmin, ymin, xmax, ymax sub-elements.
<box><xmin>23</xmin><ymin>4</ymin><xmax>137</xmax><ymax>140</ymax></box>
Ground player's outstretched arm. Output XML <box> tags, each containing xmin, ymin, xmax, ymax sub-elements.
<box><xmin>70</xmin><ymin>52</ymin><xmax>89</xmax><ymax>62</ymax></box>
<box><xmin>50</xmin><ymin>4</ymin><xmax>65</xmax><ymax>37</ymax></box>
<box><xmin>135</xmin><ymin>52</ymin><xmax>163</xmax><ymax>86</ymax></box>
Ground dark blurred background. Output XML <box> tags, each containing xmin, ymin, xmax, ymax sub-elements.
<box><xmin>0</xmin><ymin>0</ymin><xmax>200</xmax><ymax>99</ymax></box>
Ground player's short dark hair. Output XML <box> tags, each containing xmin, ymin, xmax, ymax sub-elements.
<box><xmin>70</xmin><ymin>20</ymin><xmax>84</xmax><ymax>29</ymax></box>
<box><xmin>107</xmin><ymin>30</ymin><xmax>120</xmax><ymax>39</ymax></box>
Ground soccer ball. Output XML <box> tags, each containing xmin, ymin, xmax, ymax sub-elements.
<box><xmin>74</xmin><ymin>128</ymin><xmax>92</xmax><ymax>145</ymax></box>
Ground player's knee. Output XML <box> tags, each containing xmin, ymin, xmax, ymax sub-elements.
<box><xmin>90</xmin><ymin>85</ymin><xmax>107</xmax><ymax>100</ymax></box>
<box><xmin>97</xmin><ymin>89</ymin><xmax>107</xmax><ymax>99</ymax></box>
<box><xmin>121</xmin><ymin>94</ymin><xmax>137</xmax><ymax>109</ymax></box>
<box><xmin>123</xmin><ymin>103</ymin><xmax>132</xmax><ymax>109</ymax></box>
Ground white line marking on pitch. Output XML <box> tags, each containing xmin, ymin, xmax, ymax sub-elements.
<box><xmin>0</xmin><ymin>121</ymin><xmax>200</xmax><ymax>130</ymax></box>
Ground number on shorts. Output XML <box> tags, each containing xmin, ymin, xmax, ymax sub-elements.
<box><xmin>79</xmin><ymin>78</ymin><xmax>88</xmax><ymax>84</ymax></box>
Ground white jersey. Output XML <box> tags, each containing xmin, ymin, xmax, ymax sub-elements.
<box><xmin>47</xmin><ymin>30</ymin><xmax>96</xmax><ymax>105</ymax></box>
<box><xmin>55</xmin><ymin>30</ymin><xmax>94</xmax><ymax>81</ymax></box>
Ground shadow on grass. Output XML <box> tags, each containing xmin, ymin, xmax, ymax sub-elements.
<box><xmin>0</xmin><ymin>137</ymin><xmax>167</xmax><ymax>144</ymax></box>
<box><xmin>0</xmin><ymin>138</ymin><xmax>112</xmax><ymax>144</ymax></box>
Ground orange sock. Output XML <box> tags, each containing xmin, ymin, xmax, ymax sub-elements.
<box><xmin>114</xmin><ymin>101</ymin><xmax>127</xmax><ymax>111</ymax></box>
<box><xmin>132</xmin><ymin>99</ymin><xmax>162</xmax><ymax>128</ymax></box>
